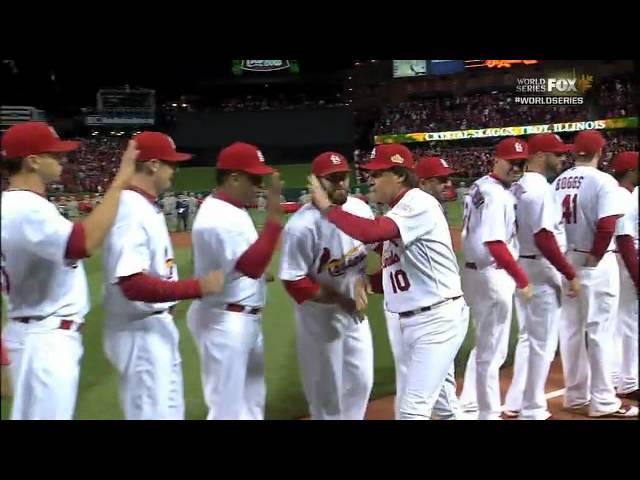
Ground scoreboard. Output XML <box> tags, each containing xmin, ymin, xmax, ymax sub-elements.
<box><xmin>392</xmin><ymin>60</ymin><xmax>465</xmax><ymax>78</ymax></box>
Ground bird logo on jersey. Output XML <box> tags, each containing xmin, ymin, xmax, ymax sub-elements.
<box><xmin>317</xmin><ymin>246</ymin><xmax>367</xmax><ymax>277</ymax></box>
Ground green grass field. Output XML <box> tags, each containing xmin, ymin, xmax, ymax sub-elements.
<box><xmin>1</xmin><ymin>170</ymin><xmax>520</xmax><ymax>420</ymax></box>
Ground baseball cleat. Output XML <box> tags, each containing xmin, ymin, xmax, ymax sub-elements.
<box><xmin>616</xmin><ymin>389</ymin><xmax>640</xmax><ymax>402</ymax></box>
<box><xmin>588</xmin><ymin>403</ymin><xmax>639</xmax><ymax>418</ymax></box>
<box><xmin>502</xmin><ymin>409</ymin><xmax>520</xmax><ymax>418</ymax></box>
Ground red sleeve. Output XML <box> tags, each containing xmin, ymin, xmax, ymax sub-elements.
<box><xmin>485</xmin><ymin>241</ymin><xmax>529</xmax><ymax>289</ymax></box>
<box><xmin>118</xmin><ymin>273</ymin><xmax>202</xmax><ymax>303</ymax></box>
<box><xmin>590</xmin><ymin>215</ymin><xmax>619</xmax><ymax>260</ymax></box>
<box><xmin>235</xmin><ymin>219</ymin><xmax>283</xmax><ymax>279</ymax></box>
<box><xmin>65</xmin><ymin>223</ymin><xmax>89</xmax><ymax>260</ymax></box>
<box><xmin>282</xmin><ymin>277</ymin><xmax>321</xmax><ymax>304</ymax></box>
<box><xmin>534</xmin><ymin>229</ymin><xmax>576</xmax><ymax>280</ymax></box>
<box><xmin>368</xmin><ymin>269</ymin><xmax>384</xmax><ymax>294</ymax></box>
<box><xmin>616</xmin><ymin>235</ymin><xmax>639</xmax><ymax>290</ymax></box>
<box><xmin>325</xmin><ymin>207</ymin><xmax>400</xmax><ymax>244</ymax></box>
<box><xmin>0</xmin><ymin>338</ymin><xmax>9</xmax><ymax>366</ymax></box>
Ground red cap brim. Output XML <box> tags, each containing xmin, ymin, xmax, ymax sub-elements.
<box><xmin>314</xmin><ymin>164</ymin><xmax>351</xmax><ymax>177</ymax></box>
<box><xmin>242</xmin><ymin>164</ymin><xmax>275</xmax><ymax>175</ymax></box>
<box><xmin>45</xmin><ymin>140</ymin><xmax>81</xmax><ymax>153</ymax></box>
<box><xmin>420</xmin><ymin>165</ymin><xmax>457</xmax><ymax>179</ymax></box>
<box><xmin>499</xmin><ymin>153</ymin><xmax>529</xmax><ymax>162</ymax></box>
<box><xmin>159</xmin><ymin>152</ymin><xmax>193</xmax><ymax>162</ymax></box>
<box><xmin>361</xmin><ymin>161</ymin><xmax>393</xmax><ymax>171</ymax></box>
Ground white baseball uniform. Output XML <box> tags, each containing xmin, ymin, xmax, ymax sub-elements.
<box><xmin>612</xmin><ymin>185</ymin><xmax>638</xmax><ymax>395</ymax></box>
<box><xmin>384</xmin><ymin>308</ymin><xmax>462</xmax><ymax>420</ymax></box>
<box><xmin>553</xmin><ymin>166</ymin><xmax>623</xmax><ymax>415</ymax></box>
<box><xmin>506</xmin><ymin>172</ymin><xmax>566</xmax><ymax>419</ymax></box>
<box><xmin>187</xmin><ymin>195</ymin><xmax>268</xmax><ymax>420</ymax></box>
<box><xmin>1</xmin><ymin>189</ymin><xmax>89</xmax><ymax>420</ymax></box>
<box><xmin>379</xmin><ymin>188</ymin><xmax>468</xmax><ymax>420</ymax></box>
<box><xmin>460</xmin><ymin>175</ymin><xmax>518</xmax><ymax>420</ymax></box>
<box><xmin>279</xmin><ymin>197</ymin><xmax>374</xmax><ymax>420</ymax></box>
<box><xmin>102</xmin><ymin>189</ymin><xmax>184</xmax><ymax>420</ymax></box>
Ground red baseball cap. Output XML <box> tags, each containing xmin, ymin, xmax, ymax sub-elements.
<box><xmin>1</xmin><ymin>121</ymin><xmax>80</xmax><ymax>159</ymax></box>
<box><xmin>312</xmin><ymin>152</ymin><xmax>350</xmax><ymax>177</ymax></box>
<box><xmin>573</xmin><ymin>130</ymin><xmax>606</xmax><ymax>156</ymax></box>
<box><xmin>216</xmin><ymin>142</ymin><xmax>274</xmax><ymax>175</ymax></box>
<box><xmin>133</xmin><ymin>131</ymin><xmax>192</xmax><ymax>162</ymax></box>
<box><xmin>495</xmin><ymin>137</ymin><xmax>528</xmax><ymax>161</ymax></box>
<box><xmin>362</xmin><ymin>144</ymin><xmax>415</xmax><ymax>171</ymax></box>
<box><xmin>416</xmin><ymin>156</ymin><xmax>456</xmax><ymax>179</ymax></box>
<box><xmin>528</xmin><ymin>133</ymin><xmax>573</xmax><ymax>155</ymax></box>
<box><xmin>611</xmin><ymin>151</ymin><xmax>639</xmax><ymax>173</ymax></box>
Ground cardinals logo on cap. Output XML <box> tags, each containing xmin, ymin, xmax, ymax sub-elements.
<box><xmin>330</xmin><ymin>154</ymin><xmax>342</xmax><ymax>165</ymax></box>
<box><xmin>49</xmin><ymin>127</ymin><xmax>60</xmax><ymax>139</ymax></box>
<box><xmin>514</xmin><ymin>142</ymin><xmax>524</xmax><ymax>152</ymax></box>
<box><xmin>391</xmin><ymin>154</ymin><xmax>405</xmax><ymax>164</ymax></box>
<box><xmin>257</xmin><ymin>150</ymin><xmax>265</xmax><ymax>163</ymax></box>
<box><xmin>440</xmin><ymin>158</ymin><xmax>449</xmax><ymax>168</ymax></box>
<box><xmin>168</xmin><ymin>136</ymin><xmax>177</xmax><ymax>149</ymax></box>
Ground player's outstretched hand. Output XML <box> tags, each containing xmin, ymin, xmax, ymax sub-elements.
<box><xmin>199</xmin><ymin>269</ymin><xmax>225</xmax><ymax>295</ymax></box>
<box><xmin>565</xmin><ymin>276</ymin><xmax>581</xmax><ymax>298</ymax></box>
<box><xmin>517</xmin><ymin>284</ymin><xmax>532</xmax><ymax>302</ymax></box>
<box><xmin>354</xmin><ymin>277</ymin><xmax>368</xmax><ymax>312</ymax></box>
<box><xmin>111</xmin><ymin>140</ymin><xmax>139</xmax><ymax>189</ymax></box>
<box><xmin>308</xmin><ymin>174</ymin><xmax>332</xmax><ymax>212</ymax></box>
<box><xmin>266</xmin><ymin>172</ymin><xmax>283</xmax><ymax>220</ymax></box>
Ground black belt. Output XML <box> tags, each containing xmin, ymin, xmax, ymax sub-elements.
<box><xmin>519</xmin><ymin>255</ymin><xmax>539</xmax><ymax>260</ymax></box>
<box><xmin>398</xmin><ymin>296</ymin><xmax>463</xmax><ymax>318</ymax></box>
<box><xmin>12</xmin><ymin>318</ymin><xmax>84</xmax><ymax>332</ymax></box>
<box><xmin>465</xmin><ymin>262</ymin><xmax>478</xmax><ymax>270</ymax></box>
<box><xmin>225</xmin><ymin>304</ymin><xmax>262</xmax><ymax>315</ymax></box>
<box><xmin>572</xmin><ymin>249</ymin><xmax>613</xmax><ymax>254</ymax></box>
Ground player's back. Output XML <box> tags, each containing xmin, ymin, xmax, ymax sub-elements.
<box><xmin>553</xmin><ymin>166</ymin><xmax>621</xmax><ymax>251</ymax></box>
<box><xmin>462</xmin><ymin>175</ymin><xmax>518</xmax><ymax>268</ymax></box>
<box><xmin>191</xmin><ymin>195</ymin><xmax>264</xmax><ymax>308</ymax></box>
<box><xmin>0</xmin><ymin>190</ymin><xmax>89</xmax><ymax>320</ymax></box>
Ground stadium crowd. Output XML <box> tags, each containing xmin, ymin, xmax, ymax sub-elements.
<box><xmin>374</xmin><ymin>78</ymin><xmax>637</xmax><ymax>135</ymax></box>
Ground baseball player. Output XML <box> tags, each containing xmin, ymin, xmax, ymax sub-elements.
<box><xmin>308</xmin><ymin>144</ymin><xmax>469</xmax><ymax>420</ymax></box>
<box><xmin>0</xmin><ymin>121</ymin><xmax>138</xmax><ymax>420</ymax></box>
<box><xmin>610</xmin><ymin>151</ymin><xmax>638</xmax><ymax>400</ymax></box>
<box><xmin>102</xmin><ymin>131</ymin><xmax>225</xmax><ymax>420</ymax></box>
<box><xmin>554</xmin><ymin>130</ymin><xmax>636</xmax><ymax>417</ymax></box>
<box><xmin>279</xmin><ymin>152</ymin><xmax>374</xmax><ymax>420</ymax></box>
<box><xmin>458</xmin><ymin>137</ymin><xmax>531</xmax><ymax>420</ymax></box>
<box><xmin>506</xmin><ymin>133</ymin><xmax>580</xmax><ymax>420</ymax></box>
<box><xmin>176</xmin><ymin>193</ymin><xmax>189</xmax><ymax>232</ymax></box>
<box><xmin>187</xmin><ymin>142</ymin><xmax>283</xmax><ymax>420</ymax></box>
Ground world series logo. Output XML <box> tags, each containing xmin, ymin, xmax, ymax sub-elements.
<box><xmin>513</xmin><ymin>71</ymin><xmax>593</xmax><ymax>106</ymax></box>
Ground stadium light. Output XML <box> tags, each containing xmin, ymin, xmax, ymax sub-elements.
<box><xmin>172</xmin><ymin>103</ymin><xmax>178</xmax><ymax>107</ymax></box>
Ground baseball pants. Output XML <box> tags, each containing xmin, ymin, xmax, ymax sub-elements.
<box><xmin>385</xmin><ymin>310</ymin><xmax>463</xmax><ymax>420</ymax></box>
<box><xmin>104</xmin><ymin>312</ymin><xmax>184</xmax><ymax>420</ymax></box>
<box><xmin>397</xmin><ymin>297</ymin><xmax>469</xmax><ymax>420</ymax></box>
<box><xmin>187</xmin><ymin>302</ymin><xmax>265</xmax><ymax>420</ymax></box>
<box><xmin>2</xmin><ymin>319</ymin><xmax>27</xmax><ymax>394</ymax></box>
<box><xmin>612</xmin><ymin>255</ymin><xmax>638</xmax><ymax>395</ymax></box>
<box><xmin>512</xmin><ymin>257</ymin><xmax>562</xmax><ymax>420</ymax></box>
<box><xmin>502</xmin><ymin>296</ymin><xmax>529</xmax><ymax>414</ymax></box>
<box><xmin>178</xmin><ymin>214</ymin><xmax>189</xmax><ymax>232</ymax></box>
<box><xmin>295</xmin><ymin>305</ymin><xmax>374</xmax><ymax>420</ymax></box>
<box><xmin>462</xmin><ymin>267</ymin><xmax>515</xmax><ymax>420</ymax></box>
<box><xmin>10</xmin><ymin>317</ymin><xmax>83</xmax><ymax>420</ymax></box>
<box><xmin>560</xmin><ymin>251</ymin><xmax>621</xmax><ymax>415</ymax></box>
